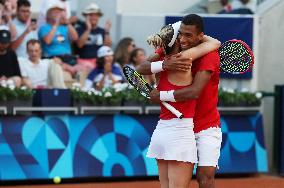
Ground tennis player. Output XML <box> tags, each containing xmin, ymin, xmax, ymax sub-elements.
<box><xmin>139</xmin><ymin>17</ymin><xmax>220</xmax><ymax>188</ymax></box>
<box><xmin>148</xmin><ymin>14</ymin><xmax>221</xmax><ymax>188</ymax></box>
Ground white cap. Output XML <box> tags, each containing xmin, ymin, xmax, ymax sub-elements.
<box><xmin>168</xmin><ymin>21</ymin><xmax>181</xmax><ymax>47</ymax></box>
<box><xmin>97</xmin><ymin>46</ymin><xmax>114</xmax><ymax>58</ymax></box>
<box><xmin>82</xmin><ymin>3</ymin><xmax>103</xmax><ymax>16</ymax></box>
<box><xmin>47</xmin><ymin>2</ymin><xmax>65</xmax><ymax>11</ymax></box>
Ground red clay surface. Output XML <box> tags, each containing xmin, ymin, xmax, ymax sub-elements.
<box><xmin>1</xmin><ymin>175</ymin><xmax>284</xmax><ymax>188</ymax></box>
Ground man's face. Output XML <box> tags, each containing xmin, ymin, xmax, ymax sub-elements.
<box><xmin>27</xmin><ymin>43</ymin><xmax>41</xmax><ymax>62</ymax></box>
<box><xmin>0</xmin><ymin>42</ymin><xmax>9</xmax><ymax>52</ymax></box>
<box><xmin>178</xmin><ymin>23</ymin><xmax>204</xmax><ymax>51</ymax></box>
<box><xmin>17</xmin><ymin>6</ymin><xmax>31</xmax><ymax>23</ymax></box>
<box><xmin>87</xmin><ymin>13</ymin><xmax>100</xmax><ymax>26</ymax></box>
<box><xmin>48</xmin><ymin>8</ymin><xmax>63</xmax><ymax>22</ymax></box>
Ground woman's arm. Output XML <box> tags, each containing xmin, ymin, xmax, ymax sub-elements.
<box><xmin>147</xmin><ymin>53</ymin><xmax>161</xmax><ymax>62</ymax></box>
<box><xmin>179</xmin><ymin>35</ymin><xmax>221</xmax><ymax>61</ymax></box>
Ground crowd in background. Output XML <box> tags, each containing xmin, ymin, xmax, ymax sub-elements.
<box><xmin>0</xmin><ymin>0</ymin><xmax>151</xmax><ymax>91</ymax></box>
<box><xmin>0</xmin><ymin>0</ymin><xmax>254</xmax><ymax>91</ymax></box>
<box><xmin>218</xmin><ymin>0</ymin><xmax>254</xmax><ymax>14</ymax></box>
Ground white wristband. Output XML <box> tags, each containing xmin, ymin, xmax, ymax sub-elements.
<box><xmin>160</xmin><ymin>90</ymin><xmax>176</xmax><ymax>102</ymax></box>
<box><xmin>151</xmin><ymin>61</ymin><xmax>164</xmax><ymax>74</ymax></box>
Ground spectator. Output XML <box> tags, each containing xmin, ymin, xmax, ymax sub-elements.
<box><xmin>229</xmin><ymin>0</ymin><xmax>254</xmax><ymax>14</ymax></box>
<box><xmin>218</xmin><ymin>0</ymin><xmax>232</xmax><ymax>14</ymax></box>
<box><xmin>38</xmin><ymin>0</ymin><xmax>76</xmax><ymax>27</ymax></box>
<box><xmin>38</xmin><ymin>3</ymin><xmax>78</xmax><ymax>58</ymax></box>
<box><xmin>6</xmin><ymin>0</ymin><xmax>17</xmax><ymax>17</ymax></box>
<box><xmin>21</xmin><ymin>40</ymin><xmax>65</xmax><ymax>88</ymax></box>
<box><xmin>76</xmin><ymin>3</ymin><xmax>112</xmax><ymax>71</ymax></box>
<box><xmin>129</xmin><ymin>48</ymin><xmax>155</xmax><ymax>85</ymax></box>
<box><xmin>20</xmin><ymin>39</ymin><xmax>66</xmax><ymax>89</ymax></box>
<box><xmin>38</xmin><ymin>3</ymin><xmax>78</xmax><ymax>75</ymax></box>
<box><xmin>84</xmin><ymin>46</ymin><xmax>124</xmax><ymax>90</ymax></box>
<box><xmin>129</xmin><ymin>48</ymin><xmax>146</xmax><ymax>68</ymax></box>
<box><xmin>0</xmin><ymin>29</ymin><xmax>21</xmax><ymax>87</ymax></box>
<box><xmin>114</xmin><ymin>37</ymin><xmax>136</xmax><ymax>67</ymax></box>
<box><xmin>11</xmin><ymin>0</ymin><xmax>38</xmax><ymax>58</ymax></box>
<box><xmin>0</xmin><ymin>0</ymin><xmax>16</xmax><ymax>39</ymax></box>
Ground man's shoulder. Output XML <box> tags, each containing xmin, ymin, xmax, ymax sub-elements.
<box><xmin>12</xmin><ymin>18</ymin><xmax>21</xmax><ymax>27</ymax></box>
<box><xmin>6</xmin><ymin>50</ymin><xmax>17</xmax><ymax>57</ymax></box>
<box><xmin>202</xmin><ymin>50</ymin><xmax>219</xmax><ymax>59</ymax></box>
<box><xmin>199</xmin><ymin>50</ymin><xmax>219</xmax><ymax>63</ymax></box>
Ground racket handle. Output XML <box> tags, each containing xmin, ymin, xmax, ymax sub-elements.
<box><xmin>161</xmin><ymin>102</ymin><xmax>184</xmax><ymax>119</ymax></box>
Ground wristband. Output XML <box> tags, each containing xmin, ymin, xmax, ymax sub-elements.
<box><xmin>151</xmin><ymin>61</ymin><xmax>164</xmax><ymax>73</ymax></box>
<box><xmin>160</xmin><ymin>90</ymin><xmax>176</xmax><ymax>102</ymax></box>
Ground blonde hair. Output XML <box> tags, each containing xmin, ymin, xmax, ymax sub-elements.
<box><xmin>147</xmin><ymin>25</ymin><xmax>174</xmax><ymax>49</ymax></box>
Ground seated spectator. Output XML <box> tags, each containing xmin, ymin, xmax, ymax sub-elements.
<box><xmin>114</xmin><ymin>37</ymin><xmax>136</xmax><ymax>67</ymax></box>
<box><xmin>229</xmin><ymin>0</ymin><xmax>254</xmax><ymax>14</ymax></box>
<box><xmin>19</xmin><ymin>39</ymin><xmax>66</xmax><ymax>89</ymax></box>
<box><xmin>38</xmin><ymin>0</ymin><xmax>76</xmax><ymax>27</ymax></box>
<box><xmin>129</xmin><ymin>48</ymin><xmax>146</xmax><ymax>69</ymax></box>
<box><xmin>0</xmin><ymin>29</ymin><xmax>21</xmax><ymax>87</ymax></box>
<box><xmin>218</xmin><ymin>0</ymin><xmax>232</xmax><ymax>14</ymax></box>
<box><xmin>38</xmin><ymin>3</ymin><xmax>78</xmax><ymax>61</ymax></box>
<box><xmin>5</xmin><ymin>0</ymin><xmax>17</xmax><ymax>18</ymax></box>
<box><xmin>11</xmin><ymin>0</ymin><xmax>38</xmax><ymax>58</ymax></box>
<box><xmin>129</xmin><ymin>48</ymin><xmax>155</xmax><ymax>85</ymax></box>
<box><xmin>84</xmin><ymin>46</ymin><xmax>124</xmax><ymax>90</ymax></box>
<box><xmin>76</xmin><ymin>3</ymin><xmax>112</xmax><ymax>71</ymax></box>
<box><xmin>38</xmin><ymin>3</ymin><xmax>78</xmax><ymax>75</ymax></box>
<box><xmin>0</xmin><ymin>0</ymin><xmax>16</xmax><ymax>39</ymax></box>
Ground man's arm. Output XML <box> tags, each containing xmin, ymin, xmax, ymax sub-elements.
<box><xmin>150</xmin><ymin>70</ymin><xmax>212</xmax><ymax>102</ymax></box>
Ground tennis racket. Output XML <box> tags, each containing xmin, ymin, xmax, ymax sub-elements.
<box><xmin>123</xmin><ymin>65</ymin><xmax>184</xmax><ymax>119</ymax></box>
<box><xmin>219</xmin><ymin>39</ymin><xmax>254</xmax><ymax>74</ymax></box>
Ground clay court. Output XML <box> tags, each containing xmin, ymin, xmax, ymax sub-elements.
<box><xmin>2</xmin><ymin>175</ymin><xmax>284</xmax><ymax>188</ymax></box>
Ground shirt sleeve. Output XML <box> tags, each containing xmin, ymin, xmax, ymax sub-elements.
<box><xmin>87</xmin><ymin>68</ymin><xmax>101</xmax><ymax>81</ymax></box>
<box><xmin>38</xmin><ymin>24</ymin><xmax>51</xmax><ymax>39</ymax></box>
<box><xmin>17</xmin><ymin>57</ymin><xmax>27</xmax><ymax>77</ymax></box>
<box><xmin>196</xmin><ymin>51</ymin><xmax>219</xmax><ymax>72</ymax></box>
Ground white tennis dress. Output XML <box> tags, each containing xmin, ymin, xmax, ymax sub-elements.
<box><xmin>147</xmin><ymin>118</ymin><xmax>198</xmax><ymax>163</ymax></box>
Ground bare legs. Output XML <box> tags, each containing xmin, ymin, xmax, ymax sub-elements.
<box><xmin>157</xmin><ymin>159</ymin><xmax>194</xmax><ymax>188</ymax></box>
<box><xmin>196</xmin><ymin>166</ymin><xmax>216</xmax><ymax>188</ymax></box>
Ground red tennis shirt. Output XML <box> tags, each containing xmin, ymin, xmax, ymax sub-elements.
<box><xmin>191</xmin><ymin>50</ymin><xmax>221</xmax><ymax>133</ymax></box>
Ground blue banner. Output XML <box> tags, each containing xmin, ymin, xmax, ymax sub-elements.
<box><xmin>0</xmin><ymin>114</ymin><xmax>267</xmax><ymax>181</ymax></box>
<box><xmin>165</xmin><ymin>15</ymin><xmax>254</xmax><ymax>79</ymax></box>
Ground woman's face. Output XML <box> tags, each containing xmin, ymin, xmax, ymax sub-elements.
<box><xmin>104</xmin><ymin>55</ymin><xmax>114</xmax><ymax>64</ymax></box>
<box><xmin>127</xmin><ymin>41</ymin><xmax>136</xmax><ymax>53</ymax></box>
<box><xmin>133</xmin><ymin>50</ymin><xmax>146</xmax><ymax>65</ymax></box>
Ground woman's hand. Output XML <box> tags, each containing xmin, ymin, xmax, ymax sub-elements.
<box><xmin>104</xmin><ymin>62</ymin><xmax>112</xmax><ymax>74</ymax></box>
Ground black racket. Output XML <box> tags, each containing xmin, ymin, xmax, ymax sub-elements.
<box><xmin>123</xmin><ymin>65</ymin><xmax>184</xmax><ymax>119</ymax></box>
<box><xmin>219</xmin><ymin>39</ymin><xmax>254</xmax><ymax>74</ymax></box>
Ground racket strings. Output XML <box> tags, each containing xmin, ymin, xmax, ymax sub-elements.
<box><xmin>219</xmin><ymin>41</ymin><xmax>253</xmax><ymax>74</ymax></box>
<box><xmin>124</xmin><ymin>67</ymin><xmax>152</xmax><ymax>98</ymax></box>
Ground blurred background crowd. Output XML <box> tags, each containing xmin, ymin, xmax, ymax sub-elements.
<box><xmin>0</xmin><ymin>0</ymin><xmax>260</xmax><ymax>91</ymax></box>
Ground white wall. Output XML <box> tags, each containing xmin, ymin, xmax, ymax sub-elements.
<box><xmin>255</xmin><ymin>0</ymin><xmax>284</xmax><ymax>170</ymax></box>
<box><xmin>116</xmin><ymin>0</ymin><xmax>200</xmax><ymax>14</ymax></box>
<box><xmin>117</xmin><ymin>14</ymin><xmax>165</xmax><ymax>56</ymax></box>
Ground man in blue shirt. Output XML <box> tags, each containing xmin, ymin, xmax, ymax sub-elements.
<box><xmin>38</xmin><ymin>3</ymin><xmax>78</xmax><ymax>61</ymax></box>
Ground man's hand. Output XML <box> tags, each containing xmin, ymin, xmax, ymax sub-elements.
<box><xmin>85</xmin><ymin>15</ymin><xmax>92</xmax><ymax>31</ymax></box>
<box><xmin>149</xmin><ymin>89</ymin><xmax>160</xmax><ymax>104</ymax></box>
<box><xmin>25</xmin><ymin>19</ymin><xmax>37</xmax><ymax>34</ymax></box>
<box><xmin>162</xmin><ymin>54</ymin><xmax>192</xmax><ymax>72</ymax></box>
<box><xmin>104</xmin><ymin>19</ymin><xmax>112</xmax><ymax>33</ymax></box>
